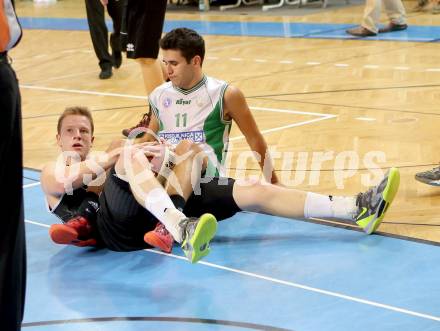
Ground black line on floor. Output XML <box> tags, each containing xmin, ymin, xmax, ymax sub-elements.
<box><xmin>22</xmin><ymin>316</ymin><xmax>294</xmax><ymax>331</ymax></box>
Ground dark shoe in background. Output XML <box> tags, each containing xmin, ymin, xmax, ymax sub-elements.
<box><xmin>378</xmin><ymin>23</ymin><xmax>408</xmax><ymax>33</ymax></box>
<box><xmin>113</xmin><ymin>51</ymin><xmax>122</xmax><ymax>69</ymax></box>
<box><xmin>99</xmin><ymin>67</ymin><xmax>112</xmax><ymax>79</ymax></box>
<box><xmin>346</xmin><ymin>26</ymin><xmax>377</xmax><ymax>37</ymax></box>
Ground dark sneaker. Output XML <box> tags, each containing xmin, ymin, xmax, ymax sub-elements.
<box><xmin>355</xmin><ymin>168</ymin><xmax>400</xmax><ymax>234</ymax></box>
<box><xmin>121</xmin><ymin>112</ymin><xmax>150</xmax><ymax>137</ymax></box>
<box><xmin>346</xmin><ymin>26</ymin><xmax>377</xmax><ymax>37</ymax></box>
<box><xmin>113</xmin><ymin>51</ymin><xmax>122</xmax><ymax>69</ymax></box>
<box><xmin>110</xmin><ymin>32</ymin><xmax>122</xmax><ymax>68</ymax></box>
<box><xmin>180</xmin><ymin>213</ymin><xmax>217</xmax><ymax>263</ymax></box>
<box><xmin>49</xmin><ymin>216</ymin><xmax>97</xmax><ymax>247</ymax></box>
<box><xmin>144</xmin><ymin>222</ymin><xmax>174</xmax><ymax>253</ymax></box>
<box><xmin>415</xmin><ymin>166</ymin><xmax>440</xmax><ymax>186</ymax></box>
<box><xmin>99</xmin><ymin>67</ymin><xmax>112</xmax><ymax>79</ymax></box>
<box><xmin>378</xmin><ymin>23</ymin><xmax>408</xmax><ymax>33</ymax></box>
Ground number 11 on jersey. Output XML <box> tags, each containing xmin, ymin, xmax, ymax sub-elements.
<box><xmin>175</xmin><ymin>113</ymin><xmax>188</xmax><ymax>128</ymax></box>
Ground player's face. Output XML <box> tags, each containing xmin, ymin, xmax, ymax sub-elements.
<box><xmin>56</xmin><ymin>115</ymin><xmax>94</xmax><ymax>160</ymax></box>
<box><xmin>162</xmin><ymin>49</ymin><xmax>202</xmax><ymax>89</ymax></box>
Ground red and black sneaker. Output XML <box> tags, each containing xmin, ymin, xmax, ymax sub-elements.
<box><xmin>49</xmin><ymin>216</ymin><xmax>97</xmax><ymax>247</ymax></box>
<box><xmin>122</xmin><ymin>112</ymin><xmax>150</xmax><ymax>137</ymax></box>
<box><xmin>144</xmin><ymin>222</ymin><xmax>174</xmax><ymax>253</ymax></box>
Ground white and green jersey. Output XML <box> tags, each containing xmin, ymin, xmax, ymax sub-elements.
<box><xmin>149</xmin><ymin>75</ymin><xmax>231</xmax><ymax>176</ymax></box>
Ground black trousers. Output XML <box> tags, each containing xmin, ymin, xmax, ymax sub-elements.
<box><xmin>85</xmin><ymin>0</ymin><xmax>124</xmax><ymax>70</ymax></box>
<box><xmin>0</xmin><ymin>53</ymin><xmax>26</xmax><ymax>331</ymax></box>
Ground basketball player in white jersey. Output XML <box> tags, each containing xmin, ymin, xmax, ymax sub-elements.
<box><xmin>125</xmin><ymin>27</ymin><xmax>279</xmax><ymax>184</ymax></box>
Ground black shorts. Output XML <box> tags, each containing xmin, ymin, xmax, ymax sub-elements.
<box><xmin>126</xmin><ymin>0</ymin><xmax>167</xmax><ymax>59</ymax></box>
<box><xmin>184</xmin><ymin>177</ymin><xmax>242</xmax><ymax>221</ymax></box>
<box><xmin>96</xmin><ymin>169</ymin><xmax>241</xmax><ymax>252</ymax></box>
<box><xmin>96</xmin><ymin>169</ymin><xmax>157</xmax><ymax>252</ymax></box>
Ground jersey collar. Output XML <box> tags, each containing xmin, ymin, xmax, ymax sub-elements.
<box><xmin>173</xmin><ymin>75</ymin><xmax>207</xmax><ymax>95</ymax></box>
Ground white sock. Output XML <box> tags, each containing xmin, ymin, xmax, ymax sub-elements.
<box><xmin>304</xmin><ymin>192</ymin><xmax>357</xmax><ymax>221</ymax></box>
<box><xmin>144</xmin><ymin>188</ymin><xmax>186</xmax><ymax>242</ymax></box>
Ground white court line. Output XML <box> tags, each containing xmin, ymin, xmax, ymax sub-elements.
<box><xmin>25</xmin><ymin>219</ymin><xmax>50</xmax><ymax>228</ymax></box>
<box><xmin>23</xmin><ymin>182</ymin><xmax>41</xmax><ymax>189</ymax></box>
<box><xmin>209</xmin><ymin>37</ymin><xmax>278</xmax><ymax>52</ymax></box>
<box><xmin>355</xmin><ymin>117</ymin><xmax>376</xmax><ymax>122</ymax></box>
<box><xmin>363</xmin><ymin>65</ymin><xmax>379</xmax><ymax>69</ymax></box>
<box><xmin>250</xmin><ymin>106</ymin><xmax>336</xmax><ymax>117</ymax></box>
<box><xmin>230</xmin><ymin>106</ymin><xmax>336</xmax><ymax>141</ymax></box>
<box><xmin>24</xmin><ymin>218</ymin><xmax>440</xmax><ymax>323</ymax></box>
<box><xmin>230</xmin><ymin>116</ymin><xmax>335</xmax><ymax>141</ymax></box>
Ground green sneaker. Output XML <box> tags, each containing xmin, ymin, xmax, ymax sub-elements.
<box><xmin>355</xmin><ymin>168</ymin><xmax>400</xmax><ymax>234</ymax></box>
<box><xmin>180</xmin><ymin>213</ymin><xmax>217</xmax><ymax>263</ymax></box>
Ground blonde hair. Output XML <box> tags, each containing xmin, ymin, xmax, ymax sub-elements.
<box><xmin>57</xmin><ymin>106</ymin><xmax>94</xmax><ymax>134</ymax></box>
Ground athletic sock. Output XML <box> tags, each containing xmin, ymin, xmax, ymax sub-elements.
<box><xmin>144</xmin><ymin>188</ymin><xmax>186</xmax><ymax>242</ymax></box>
<box><xmin>304</xmin><ymin>192</ymin><xmax>357</xmax><ymax>221</ymax></box>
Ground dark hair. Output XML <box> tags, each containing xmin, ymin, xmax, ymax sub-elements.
<box><xmin>57</xmin><ymin>106</ymin><xmax>94</xmax><ymax>134</ymax></box>
<box><xmin>160</xmin><ymin>28</ymin><xmax>205</xmax><ymax>65</ymax></box>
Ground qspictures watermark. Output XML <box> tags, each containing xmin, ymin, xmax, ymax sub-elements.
<box><xmin>54</xmin><ymin>140</ymin><xmax>387</xmax><ymax>196</ymax></box>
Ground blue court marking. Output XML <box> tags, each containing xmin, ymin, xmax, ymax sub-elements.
<box><xmin>23</xmin><ymin>169</ymin><xmax>440</xmax><ymax>331</ymax></box>
<box><xmin>19</xmin><ymin>17</ymin><xmax>440</xmax><ymax>43</ymax></box>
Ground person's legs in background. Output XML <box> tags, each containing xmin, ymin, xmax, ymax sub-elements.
<box><xmin>122</xmin><ymin>0</ymin><xmax>168</xmax><ymax>137</ymax></box>
<box><xmin>346</xmin><ymin>0</ymin><xmax>381</xmax><ymax>36</ymax></box>
<box><xmin>107</xmin><ymin>0</ymin><xmax>124</xmax><ymax>69</ymax></box>
<box><xmin>85</xmin><ymin>0</ymin><xmax>113</xmax><ymax>79</ymax></box>
<box><xmin>379</xmin><ymin>0</ymin><xmax>408</xmax><ymax>32</ymax></box>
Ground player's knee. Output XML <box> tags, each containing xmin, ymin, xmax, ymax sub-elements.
<box><xmin>249</xmin><ymin>181</ymin><xmax>268</xmax><ymax>205</ymax></box>
<box><xmin>235</xmin><ymin>179</ymin><xmax>267</xmax><ymax>210</ymax></box>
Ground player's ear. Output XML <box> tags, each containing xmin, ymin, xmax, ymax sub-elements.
<box><xmin>193</xmin><ymin>55</ymin><xmax>202</xmax><ymax>66</ymax></box>
<box><xmin>91</xmin><ymin>136</ymin><xmax>95</xmax><ymax>144</ymax></box>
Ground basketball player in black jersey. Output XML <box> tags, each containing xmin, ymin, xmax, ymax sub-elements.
<box><xmin>41</xmin><ymin>106</ymin><xmax>218</xmax><ymax>264</ymax></box>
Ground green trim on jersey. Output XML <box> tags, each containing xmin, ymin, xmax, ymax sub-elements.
<box><xmin>203</xmin><ymin>86</ymin><xmax>231</xmax><ymax>176</ymax></box>
<box><xmin>219</xmin><ymin>83</ymin><xmax>231</xmax><ymax>125</ymax></box>
<box><xmin>149</xmin><ymin>100</ymin><xmax>164</xmax><ymax>131</ymax></box>
<box><xmin>173</xmin><ymin>76</ymin><xmax>207</xmax><ymax>95</ymax></box>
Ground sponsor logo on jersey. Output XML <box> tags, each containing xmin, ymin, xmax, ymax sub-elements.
<box><xmin>176</xmin><ymin>98</ymin><xmax>191</xmax><ymax>105</ymax></box>
<box><xmin>196</xmin><ymin>96</ymin><xmax>205</xmax><ymax>107</ymax></box>
<box><xmin>163</xmin><ymin>97</ymin><xmax>172</xmax><ymax>108</ymax></box>
<box><xmin>159</xmin><ymin>131</ymin><xmax>205</xmax><ymax>144</ymax></box>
